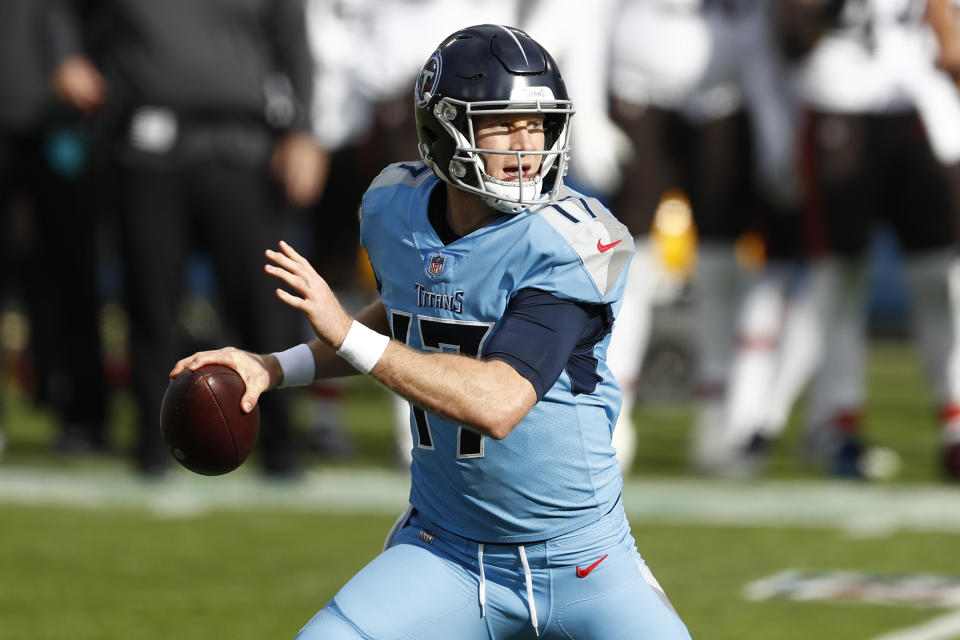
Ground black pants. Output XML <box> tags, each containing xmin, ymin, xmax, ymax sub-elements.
<box><xmin>610</xmin><ymin>103</ymin><xmax>778</xmax><ymax>245</ymax></box>
<box><xmin>115</xmin><ymin>152</ymin><xmax>300</xmax><ymax>474</ymax></box>
<box><xmin>0</xmin><ymin>125</ymin><xmax>108</xmax><ymax>441</ymax></box>
<box><xmin>800</xmin><ymin>110</ymin><xmax>957</xmax><ymax>257</ymax></box>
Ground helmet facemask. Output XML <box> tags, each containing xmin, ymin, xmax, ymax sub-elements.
<box><xmin>414</xmin><ymin>25</ymin><xmax>575</xmax><ymax>213</ymax></box>
<box><xmin>427</xmin><ymin>93</ymin><xmax>574</xmax><ymax>214</ymax></box>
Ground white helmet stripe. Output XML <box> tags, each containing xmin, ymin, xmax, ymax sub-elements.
<box><xmin>496</xmin><ymin>25</ymin><xmax>529</xmax><ymax>65</ymax></box>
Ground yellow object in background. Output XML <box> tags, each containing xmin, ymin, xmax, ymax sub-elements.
<box><xmin>651</xmin><ymin>189</ymin><xmax>697</xmax><ymax>278</ymax></box>
<box><xmin>735</xmin><ymin>230</ymin><xmax>767</xmax><ymax>273</ymax></box>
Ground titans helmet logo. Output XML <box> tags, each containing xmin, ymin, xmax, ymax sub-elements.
<box><xmin>415</xmin><ymin>52</ymin><xmax>441</xmax><ymax>107</ymax></box>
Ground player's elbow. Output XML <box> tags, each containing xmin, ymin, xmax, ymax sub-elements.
<box><xmin>461</xmin><ymin>361</ymin><xmax>537</xmax><ymax>439</ymax></box>
<box><xmin>481</xmin><ymin>414</ymin><xmax>521</xmax><ymax>440</ymax></box>
<box><xmin>471</xmin><ymin>396</ymin><xmax>531</xmax><ymax>440</ymax></box>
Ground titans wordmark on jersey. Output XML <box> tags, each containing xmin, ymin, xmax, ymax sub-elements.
<box><xmin>360</xmin><ymin>162</ymin><xmax>633</xmax><ymax>544</ymax></box>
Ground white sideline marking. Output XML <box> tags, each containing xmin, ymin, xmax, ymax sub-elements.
<box><xmin>869</xmin><ymin>610</ymin><xmax>960</xmax><ymax>640</ymax></box>
<box><xmin>2</xmin><ymin>468</ymin><xmax>960</xmax><ymax>534</ymax></box>
<box><xmin>746</xmin><ymin>570</ymin><xmax>960</xmax><ymax>640</ymax></box>
<box><xmin>745</xmin><ymin>569</ymin><xmax>960</xmax><ymax>608</ymax></box>
<box><xmin>621</xmin><ymin>478</ymin><xmax>960</xmax><ymax>536</ymax></box>
<box><xmin>0</xmin><ymin>467</ymin><xmax>411</xmax><ymax>517</ymax></box>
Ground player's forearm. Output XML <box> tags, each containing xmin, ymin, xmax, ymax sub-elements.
<box><xmin>369</xmin><ymin>344</ymin><xmax>536</xmax><ymax>439</ymax></box>
<box><xmin>927</xmin><ymin>0</ymin><xmax>958</xmax><ymax>37</ymax></box>
<box><xmin>927</xmin><ymin>0</ymin><xmax>960</xmax><ymax>69</ymax></box>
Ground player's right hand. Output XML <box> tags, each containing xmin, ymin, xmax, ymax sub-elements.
<box><xmin>169</xmin><ymin>347</ymin><xmax>277</xmax><ymax>414</ymax></box>
<box><xmin>265</xmin><ymin>240</ymin><xmax>354</xmax><ymax>350</ymax></box>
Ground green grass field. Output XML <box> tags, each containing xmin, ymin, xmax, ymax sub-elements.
<box><xmin>2</xmin><ymin>340</ymin><xmax>960</xmax><ymax>639</ymax></box>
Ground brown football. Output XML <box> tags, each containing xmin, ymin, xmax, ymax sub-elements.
<box><xmin>160</xmin><ymin>364</ymin><xmax>260</xmax><ymax>475</ymax></box>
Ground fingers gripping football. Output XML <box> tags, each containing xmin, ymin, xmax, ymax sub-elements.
<box><xmin>265</xmin><ymin>241</ymin><xmax>352</xmax><ymax>349</ymax></box>
<box><xmin>169</xmin><ymin>347</ymin><xmax>271</xmax><ymax>414</ymax></box>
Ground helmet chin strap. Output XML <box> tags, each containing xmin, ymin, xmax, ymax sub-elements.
<box><xmin>479</xmin><ymin>174</ymin><xmax>545</xmax><ymax>213</ymax></box>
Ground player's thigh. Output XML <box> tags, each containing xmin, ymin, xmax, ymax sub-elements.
<box><xmin>551</xmin><ymin>552</ymin><xmax>690</xmax><ymax>640</ymax></box>
<box><xmin>686</xmin><ymin>111</ymin><xmax>753</xmax><ymax>242</ymax></box>
<box><xmin>802</xmin><ymin>112</ymin><xmax>874</xmax><ymax>256</ymax></box>
<box><xmin>609</xmin><ymin>103</ymin><xmax>677</xmax><ymax>235</ymax></box>
<box><xmin>884</xmin><ymin>117</ymin><xmax>956</xmax><ymax>254</ymax></box>
<box><xmin>296</xmin><ymin>542</ymin><xmax>489</xmax><ymax>640</ymax></box>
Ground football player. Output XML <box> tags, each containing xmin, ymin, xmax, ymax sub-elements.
<box><xmin>171</xmin><ymin>25</ymin><xmax>691</xmax><ymax>638</ymax></box>
<box><xmin>782</xmin><ymin>0</ymin><xmax>960</xmax><ymax>478</ymax></box>
<box><xmin>607</xmin><ymin>0</ymin><xmax>812</xmax><ymax>474</ymax></box>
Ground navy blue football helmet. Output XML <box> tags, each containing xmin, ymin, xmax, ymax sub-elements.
<box><xmin>414</xmin><ymin>24</ymin><xmax>574</xmax><ymax>213</ymax></box>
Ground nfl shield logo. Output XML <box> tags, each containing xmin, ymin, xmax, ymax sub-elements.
<box><xmin>428</xmin><ymin>254</ymin><xmax>446</xmax><ymax>277</ymax></box>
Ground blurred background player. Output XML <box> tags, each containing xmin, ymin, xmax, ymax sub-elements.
<box><xmin>802</xmin><ymin>0</ymin><xmax>960</xmax><ymax>479</ymax></box>
<box><xmin>1</xmin><ymin>0</ymin><xmax>109</xmax><ymax>456</ymax></box>
<box><xmin>606</xmin><ymin>0</ymin><xmax>810</xmax><ymax>474</ymax></box>
<box><xmin>739</xmin><ymin>0</ymin><xmax>960</xmax><ymax>479</ymax></box>
<box><xmin>704</xmin><ymin>0</ymin><xmax>846</xmax><ymax>476</ymax></box>
<box><xmin>45</xmin><ymin>0</ymin><xmax>327</xmax><ymax>477</ymax></box>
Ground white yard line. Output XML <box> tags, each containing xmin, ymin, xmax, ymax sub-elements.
<box><xmin>1</xmin><ymin>467</ymin><xmax>960</xmax><ymax>535</ymax></box>
<box><xmin>620</xmin><ymin>478</ymin><xmax>960</xmax><ymax>536</ymax></box>
<box><xmin>869</xmin><ymin>610</ymin><xmax>960</xmax><ymax>640</ymax></box>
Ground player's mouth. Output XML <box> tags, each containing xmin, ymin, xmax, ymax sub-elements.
<box><xmin>503</xmin><ymin>163</ymin><xmax>534</xmax><ymax>180</ymax></box>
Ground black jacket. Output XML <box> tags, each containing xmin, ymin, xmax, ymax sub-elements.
<box><xmin>44</xmin><ymin>0</ymin><xmax>314</xmax><ymax>132</ymax></box>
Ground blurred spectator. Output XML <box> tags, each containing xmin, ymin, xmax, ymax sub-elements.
<box><xmin>1</xmin><ymin>0</ymin><xmax>109</xmax><ymax>454</ymax></box>
<box><xmin>45</xmin><ymin>0</ymin><xmax>327</xmax><ymax>477</ymax></box>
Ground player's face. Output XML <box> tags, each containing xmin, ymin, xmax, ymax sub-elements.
<box><xmin>473</xmin><ymin>114</ymin><xmax>546</xmax><ymax>182</ymax></box>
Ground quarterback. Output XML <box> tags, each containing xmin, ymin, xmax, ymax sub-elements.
<box><xmin>171</xmin><ymin>25</ymin><xmax>691</xmax><ymax>639</ymax></box>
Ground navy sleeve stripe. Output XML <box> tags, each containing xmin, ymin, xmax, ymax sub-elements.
<box><xmin>483</xmin><ymin>289</ymin><xmax>612</xmax><ymax>400</ymax></box>
<box><xmin>546</xmin><ymin>203</ymin><xmax>580</xmax><ymax>224</ymax></box>
<box><xmin>561</xmin><ymin>195</ymin><xmax>598</xmax><ymax>219</ymax></box>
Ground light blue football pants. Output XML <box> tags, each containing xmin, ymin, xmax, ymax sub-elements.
<box><xmin>295</xmin><ymin>503</ymin><xmax>691</xmax><ymax>639</ymax></box>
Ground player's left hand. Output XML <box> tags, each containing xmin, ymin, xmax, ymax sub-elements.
<box><xmin>265</xmin><ymin>240</ymin><xmax>353</xmax><ymax>349</ymax></box>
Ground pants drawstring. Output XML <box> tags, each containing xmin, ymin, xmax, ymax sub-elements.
<box><xmin>518</xmin><ymin>545</ymin><xmax>540</xmax><ymax>637</ymax></box>
<box><xmin>477</xmin><ymin>542</ymin><xmax>540</xmax><ymax>637</ymax></box>
<box><xmin>477</xmin><ymin>543</ymin><xmax>487</xmax><ymax>618</ymax></box>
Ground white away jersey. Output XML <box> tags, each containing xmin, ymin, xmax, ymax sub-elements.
<box><xmin>800</xmin><ymin>0</ymin><xmax>937</xmax><ymax>112</ymax></box>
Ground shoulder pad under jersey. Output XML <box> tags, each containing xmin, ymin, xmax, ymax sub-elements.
<box><xmin>536</xmin><ymin>192</ymin><xmax>633</xmax><ymax>299</ymax></box>
<box><xmin>369</xmin><ymin>162</ymin><xmax>435</xmax><ymax>191</ymax></box>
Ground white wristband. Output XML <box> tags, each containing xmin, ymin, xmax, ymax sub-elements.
<box><xmin>272</xmin><ymin>343</ymin><xmax>315</xmax><ymax>388</ymax></box>
<box><xmin>337</xmin><ymin>320</ymin><xmax>390</xmax><ymax>374</ymax></box>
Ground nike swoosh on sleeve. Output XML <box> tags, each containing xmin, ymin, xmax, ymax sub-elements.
<box><xmin>597</xmin><ymin>239</ymin><xmax>622</xmax><ymax>253</ymax></box>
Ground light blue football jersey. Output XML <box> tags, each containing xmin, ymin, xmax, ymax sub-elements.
<box><xmin>360</xmin><ymin>162</ymin><xmax>634</xmax><ymax>544</ymax></box>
